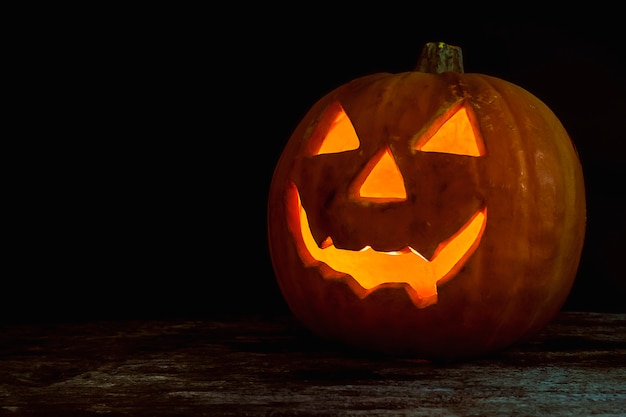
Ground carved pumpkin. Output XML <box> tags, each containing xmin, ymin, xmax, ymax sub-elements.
<box><xmin>267</xmin><ymin>43</ymin><xmax>586</xmax><ymax>360</ymax></box>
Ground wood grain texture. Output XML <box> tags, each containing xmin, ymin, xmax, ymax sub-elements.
<box><xmin>1</xmin><ymin>312</ymin><xmax>625</xmax><ymax>416</ymax></box>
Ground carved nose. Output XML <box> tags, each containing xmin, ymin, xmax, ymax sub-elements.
<box><xmin>353</xmin><ymin>146</ymin><xmax>407</xmax><ymax>202</ymax></box>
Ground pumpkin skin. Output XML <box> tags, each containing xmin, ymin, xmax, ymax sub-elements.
<box><xmin>267</xmin><ymin>49</ymin><xmax>586</xmax><ymax>360</ymax></box>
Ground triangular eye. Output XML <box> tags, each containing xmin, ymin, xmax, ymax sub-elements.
<box><xmin>413</xmin><ymin>101</ymin><xmax>485</xmax><ymax>157</ymax></box>
<box><xmin>307</xmin><ymin>101</ymin><xmax>360</xmax><ymax>156</ymax></box>
<box><xmin>351</xmin><ymin>145</ymin><xmax>407</xmax><ymax>202</ymax></box>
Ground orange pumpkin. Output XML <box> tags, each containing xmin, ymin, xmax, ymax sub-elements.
<box><xmin>267</xmin><ymin>42</ymin><xmax>586</xmax><ymax>360</ymax></box>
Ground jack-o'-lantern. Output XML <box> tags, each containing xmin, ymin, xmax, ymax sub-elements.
<box><xmin>267</xmin><ymin>42</ymin><xmax>586</xmax><ymax>360</ymax></box>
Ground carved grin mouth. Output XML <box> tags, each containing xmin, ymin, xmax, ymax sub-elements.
<box><xmin>286</xmin><ymin>182</ymin><xmax>487</xmax><ymax>308</ymax></box>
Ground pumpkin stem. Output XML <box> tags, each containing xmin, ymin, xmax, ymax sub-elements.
<box><xmin>415</xmin><ymin>42</ymin><xmax>464</xmax><ymax>74</ymax></box>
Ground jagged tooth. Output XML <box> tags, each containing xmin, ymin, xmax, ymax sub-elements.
<box><xmin>408</xmin><ymin>246</ymin><xmax>429</xmax><ymax>261</ymax></box>
<box><xmin>385</xmin><ymin>246</ymin><xmax>415</xmax><ymax>256</ymax></box>
<box><xmin>319</xmin><ymin>237</ymin><xmax>429</xmax><ymax>261</ymax></box>
<box><xmin>320</xmin><ymin>236</ymin><xmax>333</xmax><ymax>249</ymax></box>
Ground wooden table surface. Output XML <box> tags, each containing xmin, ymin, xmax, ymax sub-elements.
<box><xmin>1</xmin><ymin>311</ymin><xmax>625</xmax><ymax>416</ymax></box>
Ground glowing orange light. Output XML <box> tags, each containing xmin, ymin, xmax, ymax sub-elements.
<box><xmin>414</xmin><ymin>102</ymin><xmax>485</xmax><ymax>156</ymax></box>
<box><xmin>289</xmin><ymin>184</ymin><xmax>487</xmax><ymax>308</ymax></box>
<box><xmin>354</xmin><ymin>146</ymin><xmax>407</xmax><ymax>201</ymax></box>
<box><xmin>312</xmin><ymin>102</ymin><xmax>360</xmax><ymax>155</ymax></box>
<box><xmin>286</xmin><ymin>100</ymin><xmax>489</xmax><ymax>308</ymax></box>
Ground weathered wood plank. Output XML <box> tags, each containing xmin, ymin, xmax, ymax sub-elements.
<box><xmin>0</xmin><ymin>312</ymin><xmax>625</xmax><ymax>416</ymax></box>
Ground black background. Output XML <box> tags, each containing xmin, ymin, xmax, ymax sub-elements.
<box><xmin>7</xmin><ymin>9</ymin><xmax>625</xmax><ymax>323</ymax></box>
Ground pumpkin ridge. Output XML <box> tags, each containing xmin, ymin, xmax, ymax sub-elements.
<box><xmin>477</xmin><ymin>74</ymin><xmax>534</xmax><ymax>205</ymax></box>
